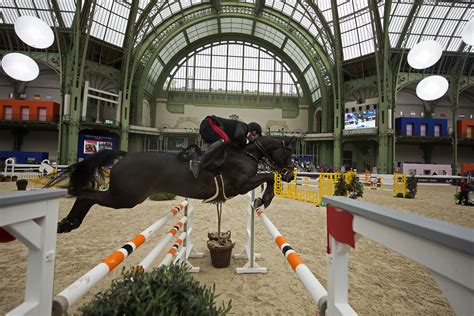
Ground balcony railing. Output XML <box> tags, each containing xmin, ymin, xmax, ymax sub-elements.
<box><xmin>80</xmin><ymin>115</ymin><xmax>120</xmax><ymax>127</ymax></box>
<box><xmin>0</xmin><ymin>114</ymin><xmax>59</xmax><ymax>123</ymax></box>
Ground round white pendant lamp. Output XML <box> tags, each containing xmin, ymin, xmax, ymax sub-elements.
<box><xmin>407</xmin><ymin>40</ymin><xmax>443</xmax><ymax>69</ymax></box>
<box><xmin>461</xmin><ymin>17</ymin><xmax>474</xmax><ymax>46</ymax></box>
<box><xmin>2</xmin><ymin>53</ymin><xmax>40</xmax><ymax>81</ymax></box>
<box><xmin>416</xmin><ymin>75</ymin><xmax>449</xmax><ymax>101</ymax></box>
<box><xmin>14</xmin><ymin>15</ymin><xmax>54</xmax><ymax>49</ymax></box>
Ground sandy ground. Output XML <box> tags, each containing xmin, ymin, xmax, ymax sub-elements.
<box><xmin>0</xmin><ymin>181</ymin><xmax>472</xmax><ymax>315</ymax></box>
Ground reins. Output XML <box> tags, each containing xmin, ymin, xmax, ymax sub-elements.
<box><xmin>243</xmin><ymin>138</ymin><xmax>288</xmax><ymax>174</ymax></box>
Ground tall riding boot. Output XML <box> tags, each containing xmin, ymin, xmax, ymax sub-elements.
<box><xmin>190</xmin><ymin>139</ymin><xmax>225</xmax><ymax>178</ymax></box>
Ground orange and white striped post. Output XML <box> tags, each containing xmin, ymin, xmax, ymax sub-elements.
<box><xmin>255</xmin><ymin>205</ymin><xmax>328</xmax><ymax>314</ymax></box>
<box><xmin>52</xmin><ymin>201</ymin><xmax>188</xmax><ymax>316</ymax></box>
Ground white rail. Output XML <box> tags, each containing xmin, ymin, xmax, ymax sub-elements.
<box><xmin>0</xmin><ymin>189</ymin><xmax>67</xmax><ymax>316</ymax></box>
<box><xmin>322</xmin><ymin>196</ymin><xmax>474</xmax><ymax>316</ymax></box>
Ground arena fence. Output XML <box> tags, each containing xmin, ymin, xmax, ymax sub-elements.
<box><xmin>323</xmin><ymin>196</ymin><xmax>474</xmax><ymax>315</ymax></box>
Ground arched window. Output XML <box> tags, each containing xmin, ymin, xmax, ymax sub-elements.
<box><xmin>164</xmin><ymin>41</ymin><xmax>302</xmax><ymax>99</ymax></box>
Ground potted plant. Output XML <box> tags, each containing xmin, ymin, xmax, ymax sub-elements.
<box><xmin>347</xmin><ymin>174</ymin><xmax>364</xmax><ymax>199</ymax></box>
<box><xmin>207</xmin><ymin>203</ymin><xmax>235</xmax><ymax>268</ymax></box>
<box><xmin>334</xmin><ymin>173</ymin><xmax>347</xmax><ymax>197</ymax></box>
<box><xmin>405</xmin><ymin>175</ymin><xmax>417</xmax><ymax>199</ymax></box>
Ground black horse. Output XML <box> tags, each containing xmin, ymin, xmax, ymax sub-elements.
<box><xmin>47</xmin><ymin>136</ymin><xmax>295</xmax><ymax>233</ymax></box>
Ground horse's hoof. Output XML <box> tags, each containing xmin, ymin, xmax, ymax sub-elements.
<box><xmin>57</xmin><ymin>219</ymin><xmax>78</xmax><ymax>234</ymax></box>
<box><xmin>253</xmin><ymin>198</ymin><xmax>263</xmax><ymax>209</ymax></box>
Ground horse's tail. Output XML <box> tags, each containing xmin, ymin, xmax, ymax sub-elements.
<box><xmin>44</xmin><ymin>149</ymin><xmax>127</xmax><ymax>196</ymax></box>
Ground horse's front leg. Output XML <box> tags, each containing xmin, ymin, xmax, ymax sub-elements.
<box><xmin>235</xmin><ymin>173</ymin><xmax>275</xmax><ymax>208</ymax></box>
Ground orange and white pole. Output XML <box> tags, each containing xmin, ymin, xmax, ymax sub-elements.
<box><xmin>137</xmin><ymin>216</ymin><xmax>188</xmax><ymax>271</ymax></box>
<box><xmin>256</xmin><ymin>206</ymin><xmax>328</xmax><ymax>314</ymax></box>
<box><xmin>158</xmin><ymin>232</ymin><xmax>187</xmax><ymax>267</ymax></box>
<box><xmin>52</xmin><ymin>201</ymin><xmax>188</xmax><ymax>316</ymax></box>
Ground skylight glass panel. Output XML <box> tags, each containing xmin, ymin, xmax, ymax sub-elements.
<box><xmin>394</xmin><ymin>3</ymin><xmax>412</xmax><ymax>16</ymax></box>
<box><xmin>424</xmin><ymin>19</ymin><xmax>444</xmax><ymax>35</ymax></box>
<box><xmin>293</xmin><ymin>7</ymin><xmax>303</xmax><ymax>23</ymax></box>
<box><xmin>304</xmin><ymin>68</ymin><xmax>318</xmax><ymax>92</ymax></box>
<box><xmin>447</xmin><ymin>7</ymin><xmax>465</xmax><ymax>20</ymax></box>
<box><xmin>284</xmin><ymin>39</ymin><xmax>309</xmax><ymax>72</ymax></box>
<box><xmin>412</xmin><ymin>18</ymin><xmax>427</xmax><ymax>33</ymax></box>
<box><xmin>266</xmin><ymin>0</ymin><xmax>333</xmax><ymax>59</ymax></box>
<box><xmin>396</xmin><ymin>3</ymin><xmax>472</xmax><ymax>51</ymax></box>
<box><xmin>221</xmin><ymin>17</ymin><xmax>252</xmax><ymax>35</ymax></box>
<box><xmin>89</xmin><ymin>1</ymin><xmax>129</xmax><ymax>46</ymax></box>
<box><xmin>254</xmin><ymin>22</ymin><xmax>285</xmax><ymax>48</ymax></box>
<box><xmin>447</xmin><ymin>38</ymin><xmax>462</xmax><ymax>51</ymax></box>
<box><xmin>145</xmin><ymin>59</ymin><xmax>163</xmax><ymax>94</ymax></box>
<box><xmin>186</xmin><ymin>20</ymin><xmax>218</xmax><ymax>43</ymax></box>
<box><xmin>159</xmin><ymin>32</ymin><xmax>187</xmax><ymax>63</ymax></box>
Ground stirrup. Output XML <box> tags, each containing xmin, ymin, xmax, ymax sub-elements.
<box><xmin>189</xmin><ymin>160</ymin><xmax>201</xmax><ymax>179</ymax></box>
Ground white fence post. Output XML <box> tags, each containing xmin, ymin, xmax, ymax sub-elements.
<box><xmin>0</xmin><ymin>190</ymin><xmax>67</xmax><ymax>316</ymax></box>
<box><xmin>234</xmin><ymin>190</ymin><xmax>267</xmax><ymax>274</ymax></box>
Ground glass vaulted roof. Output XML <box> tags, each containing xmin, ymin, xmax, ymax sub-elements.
<box><xmin>1</xmin><ymin>1</ymin><xmax>472</xmax><ymax>57</ymax></box>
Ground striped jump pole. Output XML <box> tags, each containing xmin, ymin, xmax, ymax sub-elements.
<box><xmin>158</xmin><ymin>232</ymin><xmax>187</xmax><ymax>267</ymax></box>
<box><xmin>52</xmin><ymin>201</ymin><xmax>188</xmax><ymax>316</ymax></box>
<box><xmin>255</xmin><ymin>205</ymin><xmax>328</xmax><ymax>315</ymax></box>
<box><xmin>137</xmin><ymin>215</ymin><xmax>188</xmax><ymax>271</ymax></box>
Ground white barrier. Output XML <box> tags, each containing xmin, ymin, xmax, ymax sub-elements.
<box><xmin>52</xmin><ymin>199</ymin><xmax>202</xmax><ymax>316</ymax></box>
<box><xmin>2</xmin><ymin>158</ymin><xmax>68</xmax><ymax>179</ymax></box>
<box><xmin>0</xmin><ymin>189</ymin><xmax>67</xmax><ymax>316</ymax></box>
<box><xmin>234</xmin><ymin>190</ymin><xmax>267</xmax><ymax>274</ymax></box>
<box><xmin>323</xmin><ymin>196</ymin><xmax>474</xmax><ymax>316</ymax></box>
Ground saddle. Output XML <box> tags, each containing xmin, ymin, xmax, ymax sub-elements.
<box><xmin>177</xmin><ymin>144</ymin><xmax>226</xmax><ymax>175</ymax></box>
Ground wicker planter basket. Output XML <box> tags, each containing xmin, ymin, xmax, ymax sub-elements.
<box><xmin>207</xmin><ymin>241</ymin><xmax>235</xmax><ymax>268</ymax></box>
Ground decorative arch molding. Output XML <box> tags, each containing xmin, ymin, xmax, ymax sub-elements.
<box><xmin>265</xmin><ymin>120</ymin><xmax>289</xmax><ymax>132</ymax></box>
<box><xmin>174</xmin><ymin>117</ymin><xmax>200</xmax><ymax>129</ymax></box>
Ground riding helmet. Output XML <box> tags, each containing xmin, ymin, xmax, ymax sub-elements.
<box><xmin>248</xmin><ymin>122</ymin><xmax>262</xmax><ymax>136</ymax></box>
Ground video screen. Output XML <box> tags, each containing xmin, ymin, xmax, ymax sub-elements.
<box><xmin>344</xmin><ymin>109</ymin><xmax>376</xmax><ymax>130</ymax></box>
<box><xmin>83</xmin><ymin>140</ymin><xmax>113</xmax><ymax>154</ymax></box>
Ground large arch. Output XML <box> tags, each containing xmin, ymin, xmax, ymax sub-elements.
<box><xmin>129</xmin><ymin>3</ymin><xmax>333</xmax><ymax>106</ymax></box>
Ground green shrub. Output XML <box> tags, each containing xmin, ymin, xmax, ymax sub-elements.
<box><xmin>347</xmin><ymin>174</ymin><xmax>364</xmax><ymax>199</ymax></box>
<box><xmin>334</xmin><ymin>174</ymin><xmax>347</xmax><ymax>197</ymax></box>
<box><xmin>149</xmin><ymin>192</ymin><xmax>176</xmax><ymax>201</ymax></box>
<box><xmin>80</xmin><ymin>264</ymin><xmax>231</xmax><ymax>316</ymax></box>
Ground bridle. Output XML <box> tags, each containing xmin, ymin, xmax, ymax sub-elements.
<box><xmin>244</xmin><ymin>138</ymin><xmax>292</xmax><ymax>175</ymax></box>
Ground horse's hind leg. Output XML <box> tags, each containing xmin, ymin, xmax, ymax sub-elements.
<box><xmin>58</xmin><ymin>190</ymin><xmax>145</xmax><ymax>233</ymax></box>
<box><xmin>58</xmin><ymin>196</ymin><xmax>97</xmax><ymax>233</ymax></box>
<box><xmin>58</xmin><ymin>190</ymin><xmax>116</xmax><ymax>233</ymax></box>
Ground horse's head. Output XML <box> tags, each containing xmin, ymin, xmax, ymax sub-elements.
<box><xmin>256</xmin><ymin>136</ymin><xmax>295</xmax><ymax>182</ymax></box>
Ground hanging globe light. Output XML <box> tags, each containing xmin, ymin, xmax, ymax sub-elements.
<box><xmin>416</xmin><ymin>75</ymin><xmax>449</xmax><ymax>101</ymax></box>
<box><xmin>2</xmin><ymin>53</ymin><xmax>40</xmax><ymax>81</ymax></box>
<box><xmin>407</xmin><ymin>40</ymin><xmax>443</xmax><ymax>70</ymax></box>
<box><xmin>14</xmin><ymin>16</ymin><xmax>54</xmax><ymax>49</ymax></box>
<box><xmin>461</xmin><ymin>17</ymin><xmax>474</xmax><ymax>46</ymax></box>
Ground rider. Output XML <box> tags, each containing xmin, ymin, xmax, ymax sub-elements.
<box><xmin>190</xmin><ymin>115</ymin><xmax>262</xmax><ymax>178</ymax></box>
